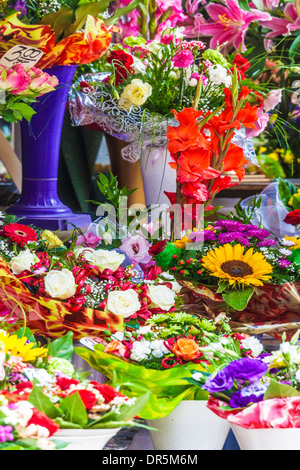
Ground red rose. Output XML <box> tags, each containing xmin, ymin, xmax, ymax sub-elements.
<box><xmin>16</xmin><ymin>381</ymin><xmax>33</xmax><ymax>392</ymax></box>
<box><xmin>90</xmin><ymin>382</ymin><xmax>126</xmax><ymax>403</ymax></box>
<box><xmin>28</xmin><ymin>408</ymin><xmax>60</xmax><ymax>436</ymax></box>
<box><xmin>107</xmin><ymin>50</ymin><xmax>134</xmax><ymax>85</ymax></box>
<box><xmin>284</xmin><ymin>209</ymin><xmax>300</xmax><ymax>226</ymax></box>
<box><xmin>76</xmin><ymin>389</ymin><xmax>97</xmax><ymax>409</ymax></box>
<box><xmin>56</xmin><ymin>377</ymin><xmax>80</xmax><ymax>391</ymax></box>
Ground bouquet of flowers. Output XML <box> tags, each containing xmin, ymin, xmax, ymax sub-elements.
<box><xmin>0</xmin><ymin>325</ymin><xmax>150</xmax><ymax>449</ymax></box>
<box><xmin>0</xmin><ymin>0</ymin><xmax>122</xmax><ymax>70</ymax></box>
<box><xmin>183</xmin><ymin>0</ymin><xmax>300</xmax><ymax>177</ymax></box>
<box><xmin>147</xmin><ymin>211</ymin><xmax>300</xmax><ymax>335</ymax></box>
<box><xmin>74</xmin><ymin>310</ymin><xmax>264</xmax><ymax>418</ymax></box>
<box><xmin>0</xmin><ymin>63</ymin><xmax>59</xmax><ymax>123</ymax></box>
<box><xmin>187</xmin><ymin>330</ymin><xmax>300</xmax><ymax>431</ymax></box>
<box><xmin>0</xmin><ymin>214</ymin><xmax>180</xmax><ymax>339</ymax></box>
<box><xmin>69</xmin><ymin>27</ymin><xmax>268</xmax><ymax>165</ymax></box>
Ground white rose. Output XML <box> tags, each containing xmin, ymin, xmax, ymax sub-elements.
<box><xmin>208</xmin><ymin>64</ymin><xmax>229</xmax><ymax>85</ymax></box>
<box><xmin>106</xmin><ymin>289</ymin><xmax>141</xmax><ymax>318</ymax></box>
<box><xmin>91</xmin><ymin>249</ymin><xmax>125</xmax><ymax>272</ymax></box>
<box><xmin>9</xmin><ymin>249</ymin><xmax>39</xmax><ymax>274</ymax></box>
<box><xmin>150</xmin><ymin>340</ymin><xmax>169</xmax><ymax>358</ymax></box>
<box><xmin>44</xmin><ymin>269</ymin><xmax>76</xmax><ymax>300</ymax></box>
<box><xmin>130</xmin><ymin>340</ymin><xmax>151</xmax><ymax>362</ymax></box>
<box><xmin>148</xmin><ymin>284</ymin><xmax>176</xmax><ymax>311</ymax></box>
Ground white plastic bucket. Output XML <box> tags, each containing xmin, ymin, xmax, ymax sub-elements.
<box><xmin>231</xmin><ymin>424</ymin><xmax>300</xmax><ymax>450</ymax></box>
<box><xmin>54</xmin><ymin>428</ymin><xmax>121</xmax><ymax>450</ymax></box>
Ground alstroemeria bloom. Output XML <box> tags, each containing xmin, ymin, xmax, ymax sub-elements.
<box><xmin>198</xmin><ymin>0</ymin><xmax>271</xmax><ymax>51</ymax></box>
<box><xmin>260</xmin><ymin>2</ymin><xmax>300</xmax><ymax>37</ymax></box>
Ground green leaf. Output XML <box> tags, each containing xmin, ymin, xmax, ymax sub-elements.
<box><xmin>222</xmin><ymin>287</ymin><xmax>254</xmax><ymax>311</ymax></box>
<box><xmin>15</xmin><ymin>326</ymin><xmax>36</xmax><ymax>344</ymax></box>
<box><xmin>40</xmin><ymin>6</ymin><xmax>74</xmax><ymax>40</ymax></box>
<box><xmin>278</xmin><ymin>178</ymin><xmax>298</xmax><ymax>210</ymax></box>
<box><xmin>264</xmin><ymin>379</ymin><xmax>300</xmax><ymax>400</ymax></box>
<box><xmin>216</xmin><ymin>281</ymin><xmax>229</xmax><ymax>294</ymax></box>
<box><xmin>59</xmin><ymin>391</ymin><xmax>88</xmax><ymax>428</ymax></box>
<box><xmin>10</xmin><ymin>102</ymin><xmax>36</xmax><ymax>122</ymax></box>
<box><xmin>237</xmin><ymin>0</ymin><xmax>251</xmax><ymax>11</ymax></box>
<box><xmin>292</xmin><ymin>194</ymin><xmax>300</xmax><ymax>210</ymax></box>
<box><xmin>289</xmin><ymin>34</ymin><xmax>300</xmax><ymax>61</ymax></box>
<box><xmin>28</xmin><ymin>384</ymin><xmax>61</xmax><ymax>420</ymax></box>
<box><xmin>47</xmin><ymin>331</ymin><xmax>73</xmax><ymax>361</ymax></box>
<box><xmin>257</xmin><ymin>154</ymin><xmax>286</xmax><ymax>179</ymax></box>
<box><xmin>64</xmin><ymin>1</ymin><xmax>112</xmax><ymax>36</ymax></box>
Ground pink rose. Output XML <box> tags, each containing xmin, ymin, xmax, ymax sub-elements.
<box><xmin>1</xmin><ymin>64</ymin><xmax>30</xmax><ymax>94</ymax></box>
<box><xmin>29</xmin><ymin>69</ymin><xmax>59</xmax><ymax>95</ymax></box>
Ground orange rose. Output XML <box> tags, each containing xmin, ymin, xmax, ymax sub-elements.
<box><xmin>172</xmin><ymin>338</ymin><xmax>200</xmax><ymax>362</ymax></box>
<box><xmin>105</xmin><ymin>340</ymin><xmax>127</xmax><ymax>358</ymax></box>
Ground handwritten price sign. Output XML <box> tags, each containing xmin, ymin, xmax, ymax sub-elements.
<box><xmin>0</xmin><ymin>45</ymin><xmax>43</xmax><ymax>69</ymax></box>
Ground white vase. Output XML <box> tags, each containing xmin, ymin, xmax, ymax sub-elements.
<box><xmin>139</xmin><ymin>146</ymin><xmax>176</xmax><ymax>222</ymax></box>
<box><xmin>231</xmin><ymin>424</ymin><xmax>300</xmax><ymax>450</ymax></box>
<box><xmin>147</xmin><ymin>400</ymin><xmax>230</xmax><ymax>450</ymax></box>
<box><xmin>53</xmin><ymin>428</ymin><xmax>121</xmax><ymax>450</ymax></box>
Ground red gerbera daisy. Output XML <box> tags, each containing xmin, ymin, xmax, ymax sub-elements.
<box><xmin>2</xmin><ymin>223</ymin><xmax>39</xmax><ymax>246</ymax></box>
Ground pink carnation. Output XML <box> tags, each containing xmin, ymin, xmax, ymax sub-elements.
<box><xmin>172</xmin><ymin>49</ymin><xmax>195</xmax><ymax>68</ymax></box>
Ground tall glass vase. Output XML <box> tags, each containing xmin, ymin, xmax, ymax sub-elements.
<box><xmin>7</xmin><ymin>65</ymin><xmax>92</xmax><ymax>230</ymax></box>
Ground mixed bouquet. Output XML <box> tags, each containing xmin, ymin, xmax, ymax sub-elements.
<box><xmin>0</xmin><ymin>214</ymin><xmax>180</xmax><ymax>339</ymax></box>
<box><xmin>182</xmin><ymin>0</ymin><xmax>300</xmax><ymax>177</ymax></box>
<box><xmin>0</xmin><ymin>0</ymin><xmax>119</xmax><ymax>70</ymax></box>
<box><xmin>0</xmin><ymin>63</ymin><xmax>59</xmax><ymax>123</ymax></box>
<box><xmin>187</xmin><ymin>330</ymin><xmax>300</xmax><ymax>430</ymax></box>
<box><xmin>69</xmin><ymin>26</ymin><xmax>270</xmax><ymax>165</ymax></box>
<box><xmin>147</xmin><ymin>210</ymin><xmax>300</xmax><ymax>331</ymax></box>
<box><xmin>74</xmin><ymin>310</ymin><xmax>265</xmax><ymax>418</ymax></box>
<box><xmin>0</xmin><ymin>325</ymin><xmax>150</xmax><ymax>448</ymax></box>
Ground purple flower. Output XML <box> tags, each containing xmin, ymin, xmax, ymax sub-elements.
<box><xmin>228</xmin><ymin>358</ymin><xmax>268</xmax><ymax>383</ymax></box>
<box><xmin>119</xmin><ymin>234</ymin><xmax>152</xmax><ymax>265</ymax></box>
<box><xmin>202</xmin><ymin>368</ymin><xmax>234</xmax><ymax>393</ymax></box>
<box><xmin>214</xmin><ymin>220</ymin><xmax>245</xmax><ymax>231</ymax></box>
<box><xmin>278</xmin><ymin>259</ymin><xmax>291</xmax><ymax>268</ymax></box>
<box><xmin>188</xmin><ymin>229</ymin><xmax>216</xmax><ymax>243</ymax></box>
<box><xmin>9</xmin><ymin>0</ymin><xmax>27</xmax><ymax>15</ymax></box>
<box><xmin>0</xmin><ymin>425</ymin><xmax>14</xmax><ymax>443</ymax></box>
<box><xmin>246</xmin><ymin>228</ymin><xmax>271</xmax><ymax>240</ymax></box>
<box><xmin>217</xmin><ymin>232</ymin><xmax>250</xmax><ymax>246</ymax></box>
<box><xmin>229</xmin><ymin>382</ymin><xmax>267</xmax><ymax>408</ymax></box>
<box><xmin>76</xmin><ymin>232</ymin><xmax>101</xmax><ymax>249</ymax></box>
<box><xmin>257</xmin><ymin>239</ymin><xmax>278</xmax><ymax>247</ymax></box>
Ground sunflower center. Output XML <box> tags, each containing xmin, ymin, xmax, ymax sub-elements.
<box><xmin>221</xmin><ymin>260</ymin><xmax>253</xmax><ymax>278</ymax></box>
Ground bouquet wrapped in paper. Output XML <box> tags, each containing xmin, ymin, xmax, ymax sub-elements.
<box><xmin>186</xmin><ymin>330</ymin><xmax>300</xmax><ymax>430</ymax></box>
<box><xmin>0</xmin><ymin>215</ymin><xmax>181</xmax><ymax>340</ymax></box>
<box><xmin>74</xmin><ymin>310</ymin><xmax>265</xmax><ymax>419</ymax></box>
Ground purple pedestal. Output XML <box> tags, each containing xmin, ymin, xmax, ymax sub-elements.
<box><xmin>7</xmin><ymin>65</ymin><xmax>92</xmax><ymax>231</ymax></box>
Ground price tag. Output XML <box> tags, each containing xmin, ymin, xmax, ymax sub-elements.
<box><xmin>23</xmin><ymin>368</ymin><xmax>52</xmax><ymax>384</ymax></box>
<box><xmin>0</xmin><ymin>45</ymin><xmax>44</xmax><ymax>69</ymax></box>
<box><xmin>79</xmin><ymin>336</ymin><xmax>106</xmax><ymax>351</ymax></box>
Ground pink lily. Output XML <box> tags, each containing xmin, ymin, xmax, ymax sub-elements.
<box><xmin>196</xmin><ymin>0</ymin><xmax>271</xmax><ymax>51</ymax></box>
<box><xmin>259</xmin><ymin>2</ymin><xmax>300</xmax><ymax>38</ymax></box>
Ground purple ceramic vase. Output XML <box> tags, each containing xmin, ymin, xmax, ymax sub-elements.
<box><xmin>7</xmin><ymin>65</ymin><xmax>92</xmax><ymax>230</ymax></box>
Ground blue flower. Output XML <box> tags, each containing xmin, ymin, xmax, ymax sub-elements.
<box><xmin>229</xmin><ymin>381</ymin><xmax>268</xmax><ymax>408</ymax></box>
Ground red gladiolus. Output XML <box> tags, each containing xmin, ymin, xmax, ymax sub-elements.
<box><xmin>284</xmin><ymin>209</ymin><xmax>300</xmax><ymax>226</ymax></box>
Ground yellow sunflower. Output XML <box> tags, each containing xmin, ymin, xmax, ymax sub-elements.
<box><xmin>201</xmin><ymin>243</ymin><xmax>273</xmax><ymax>287</ymax></box>
<box><xmin>0</xmin><ymin>331</ymin><xmax>47</xmax><ymax>363</ymax></box>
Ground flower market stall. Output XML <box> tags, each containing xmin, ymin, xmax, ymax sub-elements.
<box><xmin>0</xmin><ymin>0</ymin><xmax>300</xmax><ymax>454</ymax></box>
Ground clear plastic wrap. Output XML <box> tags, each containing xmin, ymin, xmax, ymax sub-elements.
<box><xmin>240</xmin><ymin>182</ymin><xmax>299</xmax><ymax>238</ymax></box>
<box><xmin>68</xmin><ymin>73</ymin><xmax>259</xmax><ymax>165</ymax></box>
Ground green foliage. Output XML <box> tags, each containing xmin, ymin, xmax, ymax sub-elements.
<box><xmin>46</xmin><ymin>331</ymin><xmax>74</xmax><ymax>362</ymax></box>
<box><xmin>222</xmin><ymin>286</ymin><xmax>254</xmax><ymax>311</ymax></box>
<box><xmin>264</xmin><ymin>379</ymin><xmax>300</xmax><ymax>400</ymax></box>
<box><xmin>277</xmin><ymin>177</ymin><xmax>299</xmax><ymax>210</ymax></box>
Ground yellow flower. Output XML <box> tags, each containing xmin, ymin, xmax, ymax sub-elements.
<box><xmin>201</xmin><ymin>243</ymin><xmax>273</xmax><ymax>287</ymax></box>
<box><xmin>267</xmin><ymin>152</ymin><xmax>279</xmax><ymax>161</ymax></box>
<box><xmin>174</xmin><ymin>236</ymin><xmax>193</xmax><ymax>248</ymax></box>
<box><xmin>0</xmin><ymin>331</ymin><xmax>47</xmax><ymax>363</ymax></box>
<box><xmin>119</xmin><ymin>79</ymin><xmax>152</xmax><ymax>110</ymax></box>
<box><xmin>283</xmin><ymin>150</ymin><xmax>294</xmax><ymax>164</ymax></box>
<box><xmin>258</xmin><ymin>146</ymin><xmax>267</xmax><ymax>154</ymax></box>
<box><xmin>41</xmin><ymin>230</ymin><xmax>63</xmax><ymax>249</ymax></box>
<box><xmin>284</xmin><ymin>235</ymin><xmax>300</xmax><ymax>250</ymax></box>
